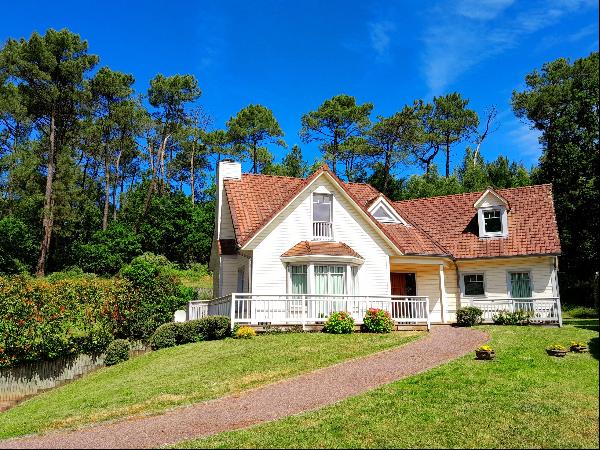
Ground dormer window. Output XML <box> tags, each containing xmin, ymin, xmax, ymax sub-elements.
<box><xmin>483</xmin><ymin>208</ymin><xmax>502</xmax><ymax>233</ymax></box>
<box><xmin>367</xmin><ymin>196</ymin><xmax>407</xmax><ymax>225</ymax></box>
<box><xmin>313</xmin><ymin>193</ymin><xmax>333</xmax><ymax>240</ymax></box>
<box><xmin>474</xmin><ymin>188</ymin><xmax>509</xmax><ymax>239</ymax></box>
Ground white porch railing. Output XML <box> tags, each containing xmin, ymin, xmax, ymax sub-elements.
<box><xmin>471</xmin><ymin>297</ymin><xmax>562</xmax><ymax>326</ymax></box>
<box><xmin>188</xmin><ymin>294</ymin><xmax>430</xmax><ymax>330</ymax></box>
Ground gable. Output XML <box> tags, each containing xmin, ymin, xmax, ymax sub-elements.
<box><xmin>473</xmin><ymin>188</ymin><xmax>509</xmax><ymax>209</ymax></box>
<box><xmin>367</xmin><ymin>196</ymin><xmax>407</xmax><ymax>225</ymax></box>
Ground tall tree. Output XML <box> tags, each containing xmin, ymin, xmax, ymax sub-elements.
<box><xmin>432</xmin><ymin>93</ymin><xmax>479</xmax><ymax>178</ymax></box>
<box><xmin>226</xmin><ymin>104</ymin><xmax>285</xmax><ymax>174</ymax></box>
<box><xmin>262</xmin><ymin>144</ymin><xmax>308</xmax><ymax>178</ymax></box>
<box><xmin>0</xmin><ymin>29</ymin><xmax>98</xmax><ymax>276</ymax></box>
<box><xmin>88</xmin><ymin>67</ymin><xmax>135</xmax><ymax>230</ymax></box>
<box><xmin>145</xmin><ymin>74</ymin><xmax>200</xmax><ymax>211</ymax></box>
<box><xmin>512</xmin><ymin>52</ymin><xmax>599</xmax><ymax>306</ymax></box>
<box><xmin>299</xmin><ymin>94</ymin><xmax>373</xmax><ymax>176</ymax></box>
<box><xmin>367</xmin><ymin>107</ymin><xmax>419</xmax><ymax>195</ymax></box>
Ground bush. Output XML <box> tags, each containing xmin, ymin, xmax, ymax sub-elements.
<box><xmin>118</xmin><ymin>253</ymin><xmax>194</xmax><ymax>340</ymax></box>
<box><xmin>493</xmin><ymin>309</ymin><xmax>532</xmax><ymax>325</ymax></box>
<box><xmin>362</xmin><ymin>308</ymin><xmax>394</xmax><ymax>333</ymax></box>
<box><xmin>149</xmin><ymin>316</ymin><xmax>231</xmax><ymax>350</ymax></box>
<box><xmin>0</xmin><ymin>217</ymin><xmax>37</xmax><ymax>275</ymax></box>
<box><xmin>564</xmin><ymin>306</ymin><xmax>599</xmax><ymax>319</ymax></box>
<box><xmin>323</xmin><ymin>311</ymin><xmax>355</xmax><ymax>334</ymax></box>
<box><xmin>75</xmin><ymin>223</ymin><xmax>142</xmax><ymax>275</ymax></box>
<box><xmin>104</xmin><ymin>339</ymin><xmax>130</xmax><ymax>366</ymax></box>
<box><xmin>196</xmin><ymin>316</ymin><xmax>231</xmax><ymax>340</ymax></box>
<box><xmin>456</xmin><ymin>306</ymin><xmax>483</xmax><ymax>327</ymax></box>
<box><xmin>235</xmin><ymin>326</ymin><xmax>256</xmax><ymax>339</ymax></box>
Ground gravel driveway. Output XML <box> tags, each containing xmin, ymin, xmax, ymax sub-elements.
<box><xmin>0</xmin><ymin>326</ymin><xmax>488</xmax><ymax>449</ymax></box>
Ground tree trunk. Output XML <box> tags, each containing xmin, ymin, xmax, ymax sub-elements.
<box><xmin>36</xmin><ymin>113</ymin><xmax>56</xmax><ymax>277</ymax></box>
<box><xmin>102</xmin><ymin>152</ymin><xmax>110</xmax><ymax>231</ymax></box>
<box><xmin>252</xmin><ymin>141</ymin><xmax>257</xmax><ymax>174</ymax></box>
<box><xmin>190</xmin><ymin>141</ymin><xmax>195</xmax><ymax>204</ymax></box>
<box><xmin>445</xmin><ymin>140</ymin><xmax>450</xmax><ymax>178</ymax></box>
<box><xmin>113</xmin><ymin>150</ymin><xmax>122</xmax><ymax>221</ymax></box>
<box><xmin>331</xmin><ymin>134</ymin><xmax>338</xmax><ymax>175</ymax></box>
<box><xmin>383</xmin><ymin>148</ymin><xmax>392</xmax><ymax>194</ymax></box>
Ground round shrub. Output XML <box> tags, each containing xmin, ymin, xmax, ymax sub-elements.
<box><xmin>196</xmin><ymin>316</ymin><xmax>231</xmax><ymax>340</ymax></box>
<box><xmin>235</xmin><ymin>326</ymin><xmax>256</xmax><ymax>339</ymax></box>
<box><xmin>104</xmin><ymin>339</ymin><xmax>130</xmax><ymax>366</ymax></box>
<box><xmin>456</xmin><ymin>306</ymin><xmax>483</xmax><ymax>327</ymax></box>
<box><xmin>149</xmin><ymin>322</ymin><xmax>178</xmax><ymax>350</ymax></box>
<box><xmin>323</xmin><ymin>311</ymin><xmax>355</xmax><ymax>334</ymax></box>
<box><xmin>362</xmin><ymin>308</ymin><xmax>394</xmax><ymax>333</ymax></box>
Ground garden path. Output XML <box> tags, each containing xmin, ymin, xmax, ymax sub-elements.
<box><xmin>0</xmin><ymin>326</ymin><xmax>488</xmax><ymax>449</ymax></box>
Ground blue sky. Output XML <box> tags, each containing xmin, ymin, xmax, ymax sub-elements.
<box><xmin>2</xmin><ymin>0</ymin><xmax>598</xmax><ymax>177</ymax></box>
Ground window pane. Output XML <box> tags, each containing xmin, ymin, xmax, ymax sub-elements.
<box><xmin>510</xmin><ymin>272</ymin><xmax>531</xmax><ymax>298</ymax></box>
<box><xmin>291</xmin><ymin>265</ymin><xmax>307</xmax><ymax>295</ymax></box>
<box><xmin>373</xmin><ymin>205</ymin><xmax>393</xmax><ymax>221</ymax></box>
<box><xmin>483</xmin><ymin>209</ymin><xmax>502</xmax><ymax>233</ymax></box>
<box><xmin>313</xmin><ymin>194</ymin><xmax>332</xmax><ymax>222</ymax></box>
<box><xmin>464</xmin><ymin>274</ymin><xmax>485</xmax><ymax>296</ymax></box>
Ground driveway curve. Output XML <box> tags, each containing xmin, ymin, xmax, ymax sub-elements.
<box><xmin>1</xmin><ymin>326</ymin><xmax>488</xmax><ymax>449</ymax></box>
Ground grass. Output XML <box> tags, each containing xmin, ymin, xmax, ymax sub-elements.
<box><xmin>0</xmin><ymin>331</ymin><xmax>420</xmax><ymax>440</ymax></box>
<box><xmin>168</xmin><ymin>265</ymin><xmax>213</xmax><ymax>291</ymax></box>
<box><xmin>175</xmin><ymin>322</ymin><xmax>599</xmax><ymax>449</ymax></box>
<box><xmin>562</xmin><ymin>305</ymin><xmax>599</xmax><ymax>319</ymax></box>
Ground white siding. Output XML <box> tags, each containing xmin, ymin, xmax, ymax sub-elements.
<box><xmin>249</xmin><ymin>177</ymin><xmax>395</xmax><ymax>296</ymax></box>
<box><xmin>218</xmin><ymin>255</ymin><xmax>251</xmax><ymax>297</ymax></box>
<box><xmin>456</xmin><ymin>256</ymin><xmax>555</xmax><ymax>302</ymax></box>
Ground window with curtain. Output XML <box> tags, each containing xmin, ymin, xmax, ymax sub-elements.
<box><xmin>314</xmin><ymin>265</ymin><xmax>345</xmax><ymax>295</ymax></box>
<box><xmin>463</xmin><ymin>273</ymin><xmax>485</xmax><ymax>296</ymax></box>
<box><xmin>290</xmin><ymin>265</ymin><xmax>308</xmax><ymax>294</ymax></box>
<box><xmin>510</xmin><ymin>272</ymin><xmax>532</xmax><ymax>298</ymax></box>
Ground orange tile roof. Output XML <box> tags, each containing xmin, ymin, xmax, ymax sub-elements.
<box><xmin>223</xmin><ymin>168</ymin><xmax>560</xmax><ymax>259</ymax></box>
<box><xmin>282</xmin><ymin>241</ymin><xmax>364</xmax><ymax>259</ymax></box>
<box><xmin>393</xmin><ymin>184</ymin><xmax>561</xmax><ymax>259</ymax></box>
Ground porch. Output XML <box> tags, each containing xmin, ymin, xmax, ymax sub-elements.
<box><xmin>471</xmin><ymin>297</ymin><xmax>562</xmax><ymax>325</ymax></box>
<box><xmin>188</xmin><ymin>294</ymin><xmax>431</xmax><ymax>330</ymax></box>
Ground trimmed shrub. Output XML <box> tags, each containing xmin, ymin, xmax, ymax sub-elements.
<box><xmin>105</xmin><ymin>339</ymin><xmax>130</xmax><ymax>366</ymax></box>
<box><xmin>196</xmin><ymin>316</ymin><xmax>231</xmax><ymax>340</ymax></box>
<box><xmin>493</xmin><ymin>310</ymin><xmax>532</xmax><ymax>325</ymax></box>
<box><xmin>323</xmin><ymin>311</ymin><xmax>355</xmax><ymax>334</ymax></box>
<box><xmin>235</xmin><ymin>326</ymin><xmax>256</xmax><ymax>339</ymax></box>
<box><xmin>362</xmin><ymin>308</ymin><xmax>394</xmax><ymax>333</ymax></box>
<box><xmin>456</xmin><ymin>306</ymin><xmax>483</xmax><ymax>327</ymax></box>
<box><xmin>564</xmin><ymin>306</ymin><xmax>599</xmax><ymax>319</ymax></box>
<box><xmin>149</xmin><ymin>323</ymin><xmax>179</xmax><ymax>350</ymax></box>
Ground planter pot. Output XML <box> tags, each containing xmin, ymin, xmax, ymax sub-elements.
<box><xmin>570</xmin><ymin>345</ymin><xmax>588</xmax><ymax>353</ymax></box>
<box><xmin>475</xmin><ymin>350</ymin><xmax>495</xmax><ymax>360</ymax></box>
<box><xmin>546</xmin><ymin>349</ymin><xmax>568</xmax><ymax>357</ymax></box>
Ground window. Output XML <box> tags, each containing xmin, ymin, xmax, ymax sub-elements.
<box><xmin>314</xmin><ymin>265</ymin><xmax>345</xmax><ymax>295</ymax></box>
<box><xmin>313</xmin><ymin>193</ymin><xmax>332</xmax><ymax>222</ymax></box>
<box><xmin>483</xmin><ymin>209</ymin><xmax>502</xmax><ymax>233</ymax></box>
<box><xmin>290</xmin><ymin>265</ymin><xmax>308</xmax><ymax>294</ymax></box>
<box><xmin>237</xmin><ymin>267</ymin><xmax>245</xmax><ymax>293</ymax></box>
<box><xmin>372</xmin><ymin>205</ymin><xmax>395</xmax><ymax>223</ymax></box>
<box><xmin>463</xmin><ymin>273</ymin><xmax>485</xmax><ymax>296</ymax></box>
<box><xmin>509</xmin><ymin>272</ymin><xmax>532</xmax><ymax>298</ymax></box>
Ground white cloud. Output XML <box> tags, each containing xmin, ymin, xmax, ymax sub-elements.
<box><xmin>507</xmin><ymin>120</ymin><xmax>543</xmax><ymax>163</ymax></box>
<box><xmin>368</xmin><ymin>21</ymin><xmax>396</xmax><ymax>58</ymax></box>
<box><xmin>422</xmin><ymin>0</ymin><xmax>597</xmax><ymax>95</ymax></box>
<box><xmin>455</xmin><ymin>0</ymin><xmax>515</xmax><ymax>20</ymax></box>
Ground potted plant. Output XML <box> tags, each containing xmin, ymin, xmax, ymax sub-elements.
<box><xmin>475</xmin><ymin>345</ymin><xmax>495</xmax><ymax>360</ymax></box>
<box><xmin>546</xmin><ymin>343</ymin><xmax>568</xmax><ymax>357</ymax></box>
<box><xmin>569</xmin><ymin>341</ymin><xmax>589</xmax><ymax>353</ymax></box>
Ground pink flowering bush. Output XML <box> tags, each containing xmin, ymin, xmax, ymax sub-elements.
<box><xmin>362</xmin><ymin>308</ymin><xmax>394</xmax><ymax>333</ymax></box>
<box><xmin>323</xmin><ymin>311</ymin><xmax>355</xmax><ymax>334</ymax></box>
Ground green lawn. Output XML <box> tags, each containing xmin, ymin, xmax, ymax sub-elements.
<box><xmin>175</xmin><ymin>323</ymin><xmax>599</xmax><ymax>449</ymax></box>
<box><xmin>0</xmin><ymin>332</ymin><xmax>420</xmax><ymax>440</ymax></box>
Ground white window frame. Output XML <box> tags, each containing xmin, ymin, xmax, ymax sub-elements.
<box><xmin>506</xmin><ymin>270</ymin><xmax>534</xmax><ymax>299</ymax></box>
<box><xmin>460</xmin><ymin>272</ymin><xmax>487</xmax><ymax>298</ymax></box>
<box><xmin>311</xmin><ymin>192</ymin><xmax>334</xmax><ymax>241</ymax></box>
<box><xmin>478</xmin><ymin>206</ymin><xmax>508</xmax><ymax>239</ymax></box>
<box><xmin>367</xmin><ymin>197</ymin><xmax>407</xmax><ymax>225</ymax></box>
<box><xmin>287</xmin><ymin>262</ymin><xmax>358</xmax><ymax>295</ymax></box>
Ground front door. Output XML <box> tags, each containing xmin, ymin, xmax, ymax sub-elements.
<box><xmin>390</xmin><ymin>273</ymin><xmax>416</xmax><ymax>296</ymax></box>
<box><xmin>390</xmin><ymin>273</ymin><xmax>417</xmax><ymax>319</ymax></box>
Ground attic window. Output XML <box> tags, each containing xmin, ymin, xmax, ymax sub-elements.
<box><xmin>372</xmin><ymin>205</ymin><xmax>395</xmax><ymax>223</ymax></box>
<box><xmin>483</xmin><ymin>209</ymin><xmax>502</xmax><ymax>233</ymax></box>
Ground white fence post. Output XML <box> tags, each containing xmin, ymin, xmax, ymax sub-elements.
<box><xmin>556</xmin><ymin>296</ymin><xmax>563</xmax><ymax>327</ymax></box>
<box><xmin>230</xmin><ymin>293</ymin><xmax>236</xmax><ymax>331</ymax></box>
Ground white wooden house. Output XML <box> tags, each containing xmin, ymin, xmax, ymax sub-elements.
<box><xmin>192</xmin><ymin>160</ymin><xmax>562</xmax><ymax>329</ymax></box>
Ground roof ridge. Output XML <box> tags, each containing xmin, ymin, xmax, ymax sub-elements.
<box><xmin>241</xmin><ymin>173</ymin><xmax>305</xmax><ymax>181</ymax></box>
<box><xmin>394</xmin><ymin>183</ymin><xmax>552</xmax><ymax>204</ymax></box>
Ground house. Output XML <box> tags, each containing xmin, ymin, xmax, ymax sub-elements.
<box><xmin>196</xmin><ymin>160</ymin><xmax>562</xmax><ymax>329</ymax></box>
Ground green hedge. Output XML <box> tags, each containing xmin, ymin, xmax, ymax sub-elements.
<box><xmin>104</xmin><ymin>339</ymin><xmax>130</xmax><ymax>366</ymax></box>
<box><xmin>149</xmin><ymin>316</ymin><xmax>231</xmax><ymax>350</ymax></box>
<box><xmin>0</xmin><ymin>253</ymin><xmax>194</xmax><ymax>368</ymax></box>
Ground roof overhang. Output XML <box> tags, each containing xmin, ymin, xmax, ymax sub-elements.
<box><xmin>280</xmin><ymin>254</ymin><xmax>365</xmax><ymax>265</ymax></box>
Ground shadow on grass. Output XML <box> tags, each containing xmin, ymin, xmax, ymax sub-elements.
<box><xmin>588</xmin><ymin>337</ymin><xmax>599</xmax><ymax>361</ymax></box>
<box><xmin>564</xmin><ymin>318</ymin><xmax>599</xmax><ymax>332</ymax></box>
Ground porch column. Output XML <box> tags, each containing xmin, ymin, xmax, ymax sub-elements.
<box><xmin>439</xmin><ymin>264</ymin><xmax>448</xmax><ymax>324</ymax></box>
